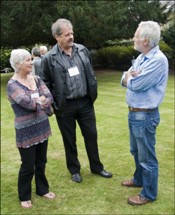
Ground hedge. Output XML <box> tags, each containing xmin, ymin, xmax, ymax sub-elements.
<box><xmin>0</xmin><ymin>41</ymin><xmax>173</xmax><ymax>71</ymax></box>
<box><xmin>93</xmin><ymin>41</ymin><xmax>174</xmax><ymax>70</ymax></box>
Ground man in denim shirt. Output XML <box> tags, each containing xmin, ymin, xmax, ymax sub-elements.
<box><xmin>121</xmin><ymin>21</ymin><xmax>168</xmax><ymax>205</ymax></box>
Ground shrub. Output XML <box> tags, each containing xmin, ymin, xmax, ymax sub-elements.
<box><xmin>94</xmin><ymin>41</ymin><xmax>173</xmax><ymax>70</ymax></box>
<box><xmin>1</xmin><ymin>46</ymin><xmax>34</xmax><ymax>70</ymax></box>
<box><xmin>95</xmin><ymin>45</ymin><xmax>138</xmax><ymax>69</ymax></box>
<box><xmin>159</xmin><ymin>41</ymin><xmax>174</xmax><ymax>67</ymax></box>
<box><xmin>0</xmin><ymin>47</ymin><xmax>13</xmax><ymax>69</ymax></box>
<box><xmin>162</xmin><ymin>22</ymin><xmax>175</xmax><ymax>51</ymax></box>
<box><xmin>1</xmin><ymin>42</ymin><xmax>173</xmax><ymax>71</ymax></box>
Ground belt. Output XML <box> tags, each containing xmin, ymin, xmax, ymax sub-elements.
<box><xmin>128</xmin><ymin>106</ymin><xmax>156</xmax><ymax>112</ymax></box>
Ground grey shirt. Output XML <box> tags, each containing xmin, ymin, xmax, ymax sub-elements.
<box><xmin>32</xmin><ymin>57</ymin><xmax>42</xmax><ymax>76</ymax></box>
<box><xmin>59</xmin><ymin>46</ymin><xmax>87</xmax><ymax>99</ymax></box>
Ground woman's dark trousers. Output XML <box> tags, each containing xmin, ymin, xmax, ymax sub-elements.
<box><xmin>18</xmin><ymin>140</ymin><xmax>49</xmax><ymax>201</ymax></box>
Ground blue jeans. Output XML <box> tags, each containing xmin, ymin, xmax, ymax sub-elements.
<box><xmin>128</xmin><ymin>108</ymin><xmax>160</xmax><ymax>201</ymax></box>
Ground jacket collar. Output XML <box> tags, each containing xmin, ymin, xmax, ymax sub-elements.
<box><xmin>48</xmin><ymin>43</ymin><xmax>87</xmax><ymax>69</ymax></box>
<box><xmin>49</xmin><ymin>43</ymin><xmax>84</xmax><ymax>56</ymax></box>
<box><xmin>141</xmin><ymin>45</ymin><xmax>159</xmax><ymax>60</ymax></box>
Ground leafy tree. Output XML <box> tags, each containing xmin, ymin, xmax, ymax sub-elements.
<box><xmin>162</xmin><ymin>22</ymin><xmax>175</xmax><ymax>50</ymax></box>
<box><xmin>1</xmin><ymin>0</ymin><xmax>58</xmax><ymax>46</ymax></box>
<box><xmin>1</xmin><ymin>0</ymin><xmax>174</xmax><ymax>48</ymax></box>
<box><xmin>162</xmin><ymin>22</ymin><xmax>175</xmax><ymax>67</ymax></box>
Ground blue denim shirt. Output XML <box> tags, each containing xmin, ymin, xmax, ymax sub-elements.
<box><xmin>121</xmin><ymin>46</ymin><xmax>168</xmax><ymax>109</ymax></box>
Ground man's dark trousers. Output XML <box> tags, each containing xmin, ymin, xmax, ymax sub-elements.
<box><xmin>55</xmin><ymin>96</ymin><xmax>104</xmax><ymax>174</ymax></box>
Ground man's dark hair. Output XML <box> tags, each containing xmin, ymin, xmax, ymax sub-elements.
<box><xmin>32</xmin><ymin>47</ymin><xmax>40</xmax><ymax>57</ymax></box>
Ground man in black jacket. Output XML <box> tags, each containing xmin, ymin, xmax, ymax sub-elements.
<box><xmin>41</xmin><ymin>18</ymin><xmax>112</xmax><ymax>182</ymax></box>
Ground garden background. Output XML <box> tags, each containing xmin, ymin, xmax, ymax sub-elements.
<box><xmin>1</xmin><ymin>1</ymin><xmax>174</xmax><ymax>214</ymax></box>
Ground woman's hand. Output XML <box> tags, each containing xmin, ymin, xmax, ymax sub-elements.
<box><xmin>39</xmin><ymin>95</ymin><xmax>46</xmax><ymax>103</ymax></box>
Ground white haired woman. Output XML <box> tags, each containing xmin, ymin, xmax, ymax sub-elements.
<box><xmin>7</xmin><ymin>49</ymin><xmax>55</xmax><ymax>208</ymax></box>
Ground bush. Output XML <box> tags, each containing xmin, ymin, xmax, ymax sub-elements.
<box><xmin>93</xmin><ymin>41</ymin><xmax>173</xmax><ymax>70</ymax></box>
<box><xmin>0</xmin><ymin>47</ymin><xmax>13</xmax><ymax>69</ymax></box>
<box><xmin>162</xmin><ymin>22</ymin><xmax>175</xmax><ymax>51</ymax></box>
<box><xmin>159</xmin><ymin>41</ymin><xmax>174</xmax><ymax>67</ymax></box>
<box><xmin>95</xmin><ymin>45</ymin><xmax>138</xmax><ymax>69</ymax></box>
<box><xmin>1</xmin><ymin>46</ymin><xmax>34</xmax><ymax>70</ymax></box>
<box><xmin>1</xmin><ymin>42</ymin><xmax>173</xmax><ymax>71</ymax></box>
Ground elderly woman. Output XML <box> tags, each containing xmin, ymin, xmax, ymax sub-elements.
<box><xmin>7</xmin><ymin>49</ymin><xmax>55</xmax><ymax>208</ymax></box>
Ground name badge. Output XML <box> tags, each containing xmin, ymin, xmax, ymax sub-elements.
<box><xmin>31</xmin><ymin>92</ymin><xmax>39</xmax><ymax>99</ymax></box>
<box><xmin>68</xmin><ymin>66</ymin><xmax>80</xmax><ymax>77</ymax></box>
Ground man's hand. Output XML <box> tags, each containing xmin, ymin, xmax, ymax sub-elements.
<box><xmin>123</xmin><ymin>69</ymin><xmax>140</xmax><ymax>86</ymax></box>
<box><xmin>130</xmin><ymin>70</ymin><xmax>140</xmax><ymax>77</ymax></box>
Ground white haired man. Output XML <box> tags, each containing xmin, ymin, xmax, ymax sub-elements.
<box><xmin>40</xmin><ymin>46</ymin><xmax>48</xmax><ymax>57</ymax></box>
<box><xmin>121</xmin><ymin>21</ymin><xmax>168</xmax><ymax>205</ymax></box>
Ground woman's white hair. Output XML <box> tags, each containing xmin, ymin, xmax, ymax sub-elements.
<box><xmin>138</xmin><ymin>21</ymin><xmax>161</xmax><ymax>48</ymax></box>
<box><xmin>10</xmin><ymin>49</ymin><xmax>31</xmax><ymax>73</ymax></box>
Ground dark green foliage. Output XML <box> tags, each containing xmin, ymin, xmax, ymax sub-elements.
<box><xmin>1</xmin><ymin>0</ymin><xmax>174</xmax><ymax>70</ymax></box>
<box><xmin>1</xmin><ymin>1</ymin><xmax>58</xmax><ymax>46</ymax></box>
<box><xmin>1</xmin><ymin>0</ymin><xmax>173</xmax><ymax>48</ymax></box>
<box><xmin>162</xmin><ymin>23</ymin><xmax>175</xmax><ymax>49</ymax></box>
<box><xmin>94</xmin><ymin>41</ymin><xmax>173</xmax><ymax>70</ymax></box>
<box><xmin>95</xmin><ymin>45</ymin><xmax>138</xmax><ymax>69</ymax></box>
<box><xmin>1</xmin><ymin>46</ymin><xmax>31</xmax><ymax>70</ymax></box>
<box><xmin>1</xmin><ymin>42</ymin><xmax>173</xmax><ymax>70</ymax></box>
<box><xmin>159</xmin><ymin>41</ymin><xmax>174</xmax><ymax>62</ymax></box>
<box><xmin>162</xmin><ymin>22</ymin><xmax>175</xmax><ymax>65</ymax></box>
<box><xmin>0</xmin><ymin>47</ymin><xmax>12</xmax><ymax>69</ymax></box>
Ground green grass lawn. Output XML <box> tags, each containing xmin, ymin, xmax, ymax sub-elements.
<box><xmin>1</xmin><ymin>70</ymin><xmax>174</xmax><ymax>215</ymax></box>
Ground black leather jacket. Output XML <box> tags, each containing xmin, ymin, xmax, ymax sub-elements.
<box><xmin>40</xmin><ymin>43</ymin><xmax>97</xmax><ymax>115</ymax></box>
